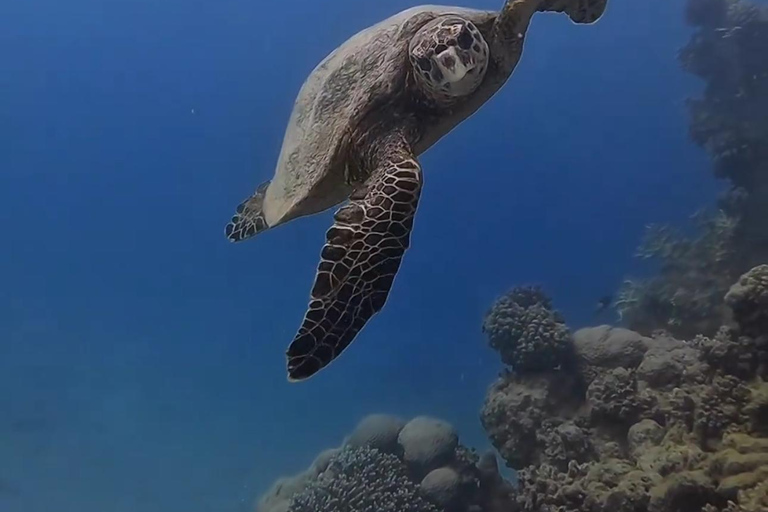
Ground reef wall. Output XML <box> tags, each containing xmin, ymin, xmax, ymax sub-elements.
<box><xmin>616</xmin><ymin>0</ymin><xmax>768</xmax><ymax>338</ymax></box>
<box><xmin>480</xmin><ymin>269</ymin><xmax>767</xmax><ymax>512</ymax></box>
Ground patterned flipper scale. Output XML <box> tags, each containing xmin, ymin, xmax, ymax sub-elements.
<box><xmin>225</xmin><ymin>180</ymin><xmax>270</xmax><ymax>242</ymax></box>
<box><xmin>286</xmin><ymin>139</ymin><xmax>423</xmax><ymax>381</ymax></box>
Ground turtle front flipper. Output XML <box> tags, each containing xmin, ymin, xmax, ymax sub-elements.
<box><xmin>225</xmin><ymin>180</ymin><xmax>270</xmax><ymax>242</ymax></box>
<box><xmin>538</xmin><ymin>0</ymin><xmax>607</xmax><ymax>24</ymax></box>
<box><xmin>489</xmin><ymin>0</ymin><xmax>607</xmax><ymax>68</ymax></box>
<box><xmin>488</xmin><ymin>0</ymin><xmax>540</xmax><ymax>73</ymax></box>
<box><xmin>285</xmin><ymin>132</ymin><xmax>423</xmax><ymax>382</ymax></box>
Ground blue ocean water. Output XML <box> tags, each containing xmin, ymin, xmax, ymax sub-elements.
<box><xmin>0</xmin><ymin>0</ymin><xmax>721</xmax><ymax>511</ymax></box>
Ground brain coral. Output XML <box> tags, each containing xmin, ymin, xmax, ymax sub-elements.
<box><xmin>346</xmin><ymin>413</ymin><xmax>405</xmax><ymax>455</ymax></box>
<box><xmin>287</xmin><ymin>446</ymin><xmax>438</xmax><ymax>512</ymax></box>
<box><xmin>482</xmin><ymin>286</ymin><xmax>573</xmax><ymax>373</ymax></box>
<box><xmin>397</xmin><ymin>416</ymin><xmax>459</xmax><ymax>476</ymax></box>
<box><xmin>420</xmin><ymin>467</ymin><xmax>462</xmax><ymax>509</ymax></box>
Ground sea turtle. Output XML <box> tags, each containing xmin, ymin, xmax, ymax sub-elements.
<box><xmin>226</xmin><ymin>0</ymin><xmax>609</xmax><ymax>381</ymax></box>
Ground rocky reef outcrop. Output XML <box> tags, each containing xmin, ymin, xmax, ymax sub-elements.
<box><xmin>253</xmin><ymin>275</ymin><xmax>766</xmax><ymax>512</ymax></box>
<box><xmin>480</xmin><ymin>269</ymin><xmax>768</xmax><ymax>512</ymax></box>
<box><xmin>255</xmin><ymin>413</ymin><xmax>516</xmax><ymax>512</ymax></box>
<box><xmin>482</xmin><ymin>285</ymin><xmax>575</xmax><ymax>374</ymax></box>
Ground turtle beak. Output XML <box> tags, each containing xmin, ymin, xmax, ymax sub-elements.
<box><xmin>435</xmin><ymin>46</ymin><xmax>472</xmax><ymax>83</ymax></box>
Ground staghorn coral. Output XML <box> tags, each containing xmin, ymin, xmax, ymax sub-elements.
<box><xmin>287</xmin><ymin>446</ymin><xmax>438</xmax><ymax>512</ymax></box>
<box><xmin>482</xmin><ymin>286</ymin><xmax>574</xmax><ymax>374</ymax></box>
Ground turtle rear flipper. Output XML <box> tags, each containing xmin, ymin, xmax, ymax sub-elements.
<box><xmin>225</xmin><ymin>180</ymin><xmax>271</xmax><ymax>242</ymax></box>
<box><xmin>285</xmin><ymin>131</ymin><xmax>423</xmax><ymax>382</ymax></box>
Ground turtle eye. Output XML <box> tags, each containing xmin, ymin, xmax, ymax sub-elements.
<box><xmin>434</xmin><ymin>44</ymin><xmax>447</xmax><ymax>55</ymax></box>
<box><xmin>416</xmin><ymin>56</ymin><xmax>432</xmax><ymax>72</ymax></box>
<box><xmin>457</xmin><ymin>28</ymin><xmax>473</xmax><ymax>50</ymax></box>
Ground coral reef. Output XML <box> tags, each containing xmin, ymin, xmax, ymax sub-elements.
<box><xmin>481</xmin><ymin>371</ymin><xmax>589</xmax><ymax>471</ymax></box>
<box><xmin>256</xmin><ymin>276</ymin><xmax>766</xmax><ymax>512</ymax></box>
<box><xmin>482</xmin><ymin>285</ymin><xmax>574</xmax><ymax>373</ymax></box>
<box><xmin>480</xmin><ymin>276</ymin><xmax>768</xmax><ymax>512</ymax></box>
<box><xmin>288</xmin><ymin>446</ymin><xmax>438</xmax><ymax>512</ymax></box>
<box><xmin>255</xmin><ymin>413</ymin><xmax>516</xmax><ymax>512</ymax></box>
<box><xmin>615</xmin><ymin>212</ymin><xmax>740</xmax><ymax>338</ymax></box>
<box><xmin>725</xmin><ymin>265</ymin><xmax>768</xmax><ymax>338</ymax></box>
<box><xmin>616</xmin><ymin>0</ymin><xmax>768</xmax><ymax>337</ymax></box>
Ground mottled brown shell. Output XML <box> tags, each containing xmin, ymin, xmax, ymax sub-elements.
<box><xmin>261</xmin><ymin>5</ymin><xmax>495</xmax><ymax>229</ymax></box>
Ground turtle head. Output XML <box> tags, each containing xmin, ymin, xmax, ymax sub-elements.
<box><xmin>409</xmin><ymin>15</ymin><xmax>489</xmax><ymax>101</ymax></box>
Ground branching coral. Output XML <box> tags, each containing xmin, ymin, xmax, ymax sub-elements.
<box><xmin>256</xmin><ymin>413</ymin><xmax>517</xmax><ymax>512</ymax></box>
<box><xmin>288</xmin><ymin>446</ymin><xmax>438</xmax><ymax>512</ymax></box>
<box><xmin>482</xmin><ymin>286</ymin><xmax>574</xmax><ymax>373</ymax></box>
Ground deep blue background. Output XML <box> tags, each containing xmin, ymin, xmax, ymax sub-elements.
<box><xmin>1</xmin><ymin>0</ymin><xmax>719</xmax><ymax>510</ymax></box>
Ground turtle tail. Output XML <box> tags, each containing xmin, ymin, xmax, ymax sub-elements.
<box><xmin>225</xmin><ymin>180</ymin><xmax>271</xmax><ymax>242</ymax></box>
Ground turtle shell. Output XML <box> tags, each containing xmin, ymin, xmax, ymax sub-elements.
<box><xmin>261</xmin><ymin>5</ymin><xmax>493</xmax><ymax>229</ymax></box>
